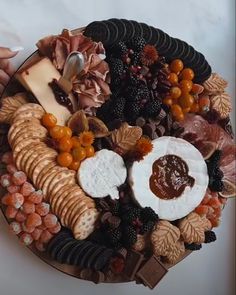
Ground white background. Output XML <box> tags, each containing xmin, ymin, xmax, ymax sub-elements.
<box><xmin>0</xmin><ymin>0</ymin><xmax>235</xmax><ymax>295</ymax></box>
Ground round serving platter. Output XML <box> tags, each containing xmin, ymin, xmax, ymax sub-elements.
<box><xmin>0</xmin><ymin>27</ymin><xmax>194</xmax><ymax>283</ymax></box>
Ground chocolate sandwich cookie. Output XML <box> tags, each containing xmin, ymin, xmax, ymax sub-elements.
<box><xmin>157</xmin><ymin>33</ymin><xmax>172</xmax><ymax>56</ymax></box>
<box><xmin>66</xmin><ymin>241</ymin><xmax>86</xmax><ymax>264</ymax></box>
<box><xmin>74</xmin><ymin>241</ymin><xmax>94</xmax><ymax>266</ymax></box>
<box><xmin>165</xmin><ymin>37</ymin><xmax>179</xmax><ymax>60</ymax></box>
<box><xmin>108</xmin><ymin>18</ymin><xmax>127</xmax><ymax>41</ymax></box>
<box><xmin>191</xmin><ymin>52</ymin><xmax>205</xmax><ymax>69</ymax></box>
<box><xmin>46</xmin><ymin>230</ymin><xmax>71</xmax><ymax>255</ymax></box>
<box><xmin>120</xmin><ymin>19</ymin><xmax>136</xmax><ymax>41</ymax></box>
<box><xmin>130</xmin><ymin>20</ymin><xmax>144</xmax><ymax>37</ymax></box>
<box><xmin>50</xmin><ymin>237</ymin><xmax>74</xmax><ymax>260</ymax></box>
<box><xmin>154</xmin><ymin>29</ymin><xmax>167</xmax><ymax>50</ymax></box>
<box><xmin>183</xmin><ymin>45</ymin><xmax>197</xmax><ymax>65</ymax></box>
<box><xmin>84</xmin><ymin>21</ymin><xmax>110</xmax><ymax>45</ymax></box>
<box><xmin>178</xmin><ymin>41</ymin><xmax>191</xmax><ymax>61</ymax></box>
<box><xmin>85</xmin><ymin>246</ymin><xmax>107</xmax><ymax>269</ymax></box>
<box><xmin>140</xmin><ymin>22</ymin><xmax>153</xmax><ymax>43</ymax></box>
<box><xmin>79</xmin><ymin>244</ymin><xmax>99</xmax><ymax>268</ymax></box>
<box><xmin>148</xmin><ymin>26</ymin><xmax>161</xmax><ymax>45</ymax></box>
<box><xmin>104</xmin><ymin>20</ymin><xmax>119</xmax><ymax>45</ymax></box>
<box><xmin>93</xmin><ymin>248</ymin><xmax>114</xmax><ymax>271</ymax></box>
<box><xmin>194</xmin><ymin>64</ymin><xmax>212</xmax><ymax>83</ymax></box>
<box><xmin>55</xmin><ymin>240</ymin><xmax>78</xmax><ymax>264</ymax></box>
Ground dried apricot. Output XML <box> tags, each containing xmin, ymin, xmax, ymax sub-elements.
<box><xmin>22</xmin><ymin>202</ymin><xmax>35</xmax><ymax>214</ymax></box>
<box><xmin>43</xmin><ymin>214</ymin><xmax>57</xmax><ymax>228</ymax></box>
<box><xmin>26</xmin><ymin>213</ymin><xmax>42</xmax><ymax>228</ymax></box>
<box><xmin>31</xmin><ymin>228</ymin><xmax>43</xmax><ymax>241</ymax></box>
<box><xmin>6</xmin><ymin>164</ymin><xmax>18</xmax><ymax>174</ymax></box>
<box><xmin>10</xmin><ymin>221</ymin><xmax>22</xmax><ymax>235</ymax></box>
<box><xmin>35</xmin><ymin>202</ymin><xmax>49</xmax><ymax>216</ymax></box>
<box><xmin>7</xmin><ymin>193</ymin><xmax>24</xmax><ymax>209</ymax></box>
<box><xmin>40</xmin><ymin>230</ymin><xmax>53</xmax><ymax>244</ymax></box>
<box><xmin>27</xmin><ymin>190</ymin><xmax>43</xmax><ymax>204</ymax></box>
<box><xmin>0</xmin><ymin>174</ymin><xmax>12</xmax><ymax>187</ymax></box>
<box><xmin>20</xmin><ymin>233</ymin><xmax>33</xmax><ymax>246</ymax></box>
<box><xmin>12</xmin><ymin>171</ymin><xmax>27</xmax><ymax>186</ymax></box>
<box><xmin>7</xmin><ymin>185</ymin><xmax>20</xmax><ymax>194</ymax></box>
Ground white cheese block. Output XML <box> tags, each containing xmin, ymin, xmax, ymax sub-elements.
<box><xmin>16</xmin><ymin>57</ymin><xmax>76</xmax><ymax>126</ymax></box>
<box><xmin>129</xmin><ymin>136</ymin><xmax>209</xmax><ymax>220</ymax></box>
<box><xmin>78</xmin><ymin>149</ymin><xmax>127</xmax><ymax>199</ymax></box>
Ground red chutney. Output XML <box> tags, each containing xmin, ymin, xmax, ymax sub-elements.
<box><xmin>149</xmin><ymin>154</ymin><xmax>195</xmax><ymax>200</ymax></box>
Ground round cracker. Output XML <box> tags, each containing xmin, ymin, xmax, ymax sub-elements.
<box><xmin>47</xmin><ymin>172</ymin><xmax>76</xmax><ymax>199</ymax></box>
<box><xmin>32</xmin><ymin>157</ymin><xmax>56</xmax><ymax>186</ymax></box>
<box><xmin>73</xmin><ymin>209</ymin><xmax>99</xmax><ymax>240</ymax></box>
<box><xmin>35</xmin><ymin>161</ymin><xmax>57</xmax><ymax>188</ymax></box>
<box><xmin>12</xmin><ymin>130</ymin><xmax>47</xmax><ymax>150</ymax></box>
<box><xmin>23</xmin><ymin>144</ymin><xmax>48</xmax><ymax>174</ymax></box>
<box><xmin>69</xmin><ymin>199</ymin><xmax>95</xmax><ymax>228</ymax></box>
<box><xmin>47</xmin><ymin>170</ymin><xmax>76</xmax><ymax>197</ymax></box>
<box><xmin>41</xmin><ymin>167</ymin><xmax>66</xmax><ymax>198</ymax></box>
<box><xmin>8</xmin><ymin>118</ymin><xmax>41</xmax><ymax>140</ymax></box>
<box><xmin>28</xmin><ymin>150</ymin><xmax>57</xmax><ymax>180</ymax></box>
<box><xmin>12</xmin><ymin>109</ymin><xmax>44</xmax><ymax>124</ymax></box>
<box><xmin>12</xmin><ymin>103</ymin><xmax>44</xmax><ymax>120</ymax></box>
<box><xmin>14</xmin><ymin>138</ymin><xmax>43</xmax><ymax>154</ymax></box>
<box><xmin>50</xmin><ymin>184</ymin><xmax>78</xmax><ymax>211</ymax></box>
<box><xmin>38</xmin><ymin>165</ymin><xmax>62</xmax><ymax>190</ymax></box>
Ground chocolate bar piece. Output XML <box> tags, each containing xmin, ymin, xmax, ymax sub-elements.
<box><xmin>136</xmin><ymin>255</ymin><xmax>168</xmax><ymax>289</ymax></box>
<box><xmin>123</xmin><ymin>250</ymin><xmax>144</xmax><ymax>280</ymax></box>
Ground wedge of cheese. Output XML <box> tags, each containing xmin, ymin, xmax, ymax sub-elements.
<box><xmin>16</xmin><ymin>57</ymin><xmax>76</xmax><ymax>125</ymax></box>
<box><xmin>129</xmin><ymin>136</ymin><xmax>209</xmax><ymax>221</ymax></box>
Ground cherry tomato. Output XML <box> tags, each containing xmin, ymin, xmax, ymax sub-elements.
<box><xmin>49</xmin><ymin>126</ymin><xmax>64</xmax><ymax>140</ymax></box>
<box><xmin>179</xmin><ymin>93</ymin><xmax>194</xmax><ymax>109</ymax></box>
<box><xmin>85</xmin><ymin>146</ymin><xmax>95</xmax><ymax>158</ymax></box>
<box><xmin>62</xmin><ymin>126</ymin><xmax>72</xmax><ymax>138</ymax></box>
<box><xmin>170</xmin><ymin>59</ymin><xmax>184</xmax><ymax>74</ymax></box>
<box><xmin>57</xmin><ymin>152</ymin><xmax>73</xmax><ymax>167</ymax></box>
<box><xmin>179</xmin><ymin>79</ymin><xmax>193</xmax><ymax>94</ymax></box>
<box><xmin>71</xmin><ymin>136</ymin><xmax>81</xmax><ymax>148</ymax></box>
<box><xmin>180</xmin><ymin>68</ymin><xmax>195</xmax><ymax>80</ymax></box>
<box><xmin>168</xmin><ymin>72</ymin><xmax>178</xmax><ymax>85</ymax></box>
<box><xmin>69</xmin><ymin>161</ymin><xmax>80</xmax><ymax>171</ymax></box>
<box><xmin>58</xmin><ymin>137</ymin><xmax>73</xmax><ymax>152</ymax></box>
<box><xmin>72</xmin><ymin>147</ymin><xmax>86</xmax><ymax>161</ymax></box>
<box><xmin>42</xmin><ymin>113</ymin><xmax>57</xmax><ymax>128</ymax></box>
<box><xmin>170</xmin><ymin>87</ymin><xmax>182</xmax><ymax>99</ymax></box>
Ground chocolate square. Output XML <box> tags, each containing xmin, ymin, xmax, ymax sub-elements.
<box><xmin>136</xmin><ymin>255</ymin><xmax>168</xmax><ymax>289</ymax></box>
<box><xmin>123</xmin><ymin>251</ymin><xmax>144</xmax><ymax>280</ymax></box>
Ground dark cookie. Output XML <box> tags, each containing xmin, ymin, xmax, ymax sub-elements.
<box><xmin>165</xmin><ymin>37</ymin><xmax>179</xmax><ymax>60</ymax></box>
<box><xmin>46</xmin><ymin>230</ymin><xmax>71</xmax><ymax>255</ymax></box>
<box><xmin>79</xmin><ymin>245</ymin><xmax>99</xmax><ymax>268</ymax></box>
<box><xmin>56</xmin><ymin>240</ymin><xmax>78</xmax><ymax>264</ymax></box>
<box><xmin>154</xmin><ymin>29</ymin><xmax>167</xmax><ymax>51</ymax></box>
<box><xmin>194</xmin><ymin>64</ymin><xmax>212</xmax><ymax>83</ymax></box>
<box><xmin>158</xmin><ymin>33</ymin><xmax>172</xmax><ymax>56</ymax></box>
<box><xmin>104</xmin><ymin>20</ymin><xmax>119</xmax><ymax>45</ymax></box>
<box><xmin>178</xmin><ymin>41</ymin><xmax>191</xmax><ymax>61</ymax></box>
<box><xmin>130</xmin><ymin>20</ymin><xmax>143</xmax><ymax>37</ymax></box>
<box><xmin>140</xmin><ymin>22</ymin><xmax>153</xmax><ymax>43</ymax></box>
<box><xmin>184</xmin><ymin>45</ymin><xmax>197</xmax><ymax>65</ymax></box>
<box><xmin>86</xmin><ymin>246</ymin><xmax>107</xmax><ymax>269</ymax></box>
<box><xmin>84</xmin><ymin>21</ymin><xmax>110</xmax><ymax>45</ymax></box>
<box><xmin>108</xmin><ymin>18</ymin><xmax>127</xmax><ymax>40</ymax></box>
<box><xmin>50</xmin><ymin>237</ymin><xmax>74</xmax><ymax>260</ymax></box>
<box><xmin>93</xmin><ymin>248</ymin><xmax>114</xmax><ymax>271</ymax></box>
<box><xmin>120</xmin><ymin>19</ymin><xmax>136</xmax><ymax>40</ymax></box>
<box><xmin>66</xmin><ymin>241</ymin><xmax>86</xmax><ymax>264</ymax></box>
<box><xmin>74</xmin><ymin>242</ymin><xmax>94</xmax><ymax>266</ymax></box>
<box><xmin>148</xmin><ymin>26</ymin><xmax>161</xmax><ymax>45</ymax></box>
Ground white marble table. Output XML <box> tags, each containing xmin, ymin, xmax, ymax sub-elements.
<box><xmin>0</xmin><ymin>1</ymin><xmax>235</xmax><ymax>295</ymax></box>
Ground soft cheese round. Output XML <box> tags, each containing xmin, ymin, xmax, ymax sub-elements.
<box><xmin>78</xmin><ymin>149</ymin><xmax>127</xmax><ymax>199</ymax></box>
<box><xmin>129</xmin><ymin>136</ymin><xmax>209</xmax><ymax>220</ymax></box>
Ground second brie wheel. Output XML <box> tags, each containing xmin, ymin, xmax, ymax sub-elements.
<box><xmin>129</xmin><ymin>136</ymin><xmax>209</xmax><ymax>221</ymax></box>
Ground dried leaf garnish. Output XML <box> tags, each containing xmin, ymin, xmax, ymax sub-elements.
<box><xmin>165</xmin><ymin>240</ymin><xmax>185</xmax><ymax>264</ymax></box>
<box><xmin>111</xmin><ymin>122</ymin><xmax>142</xmax><ymax>153</ymax></box>
<box><xmin>210</xmin><ymin>92</ymin><xmax>232</xmax><ymax>119</ymax></box>
<box><xmin>0</xmin><ymin>92</ymin><xmax>28</xmax><ymax>123</ymax></box>
<box><xmin>151</xmin><ymin>220</ymin><xmax>180</xmax><ymax>256</ymax></box>
<box><xmin>179</xmin><ymin>212</ymin><xmax>205</xmax><ymax>244</ymax></box>
<box><xmin>203</xmin><ymin>73</ymin><xmax>228</xmax><ymax>94</ymax></box>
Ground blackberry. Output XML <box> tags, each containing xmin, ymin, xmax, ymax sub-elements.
<box><xmin>111</xmin><ymin>96</ymin><xmax>126</xmax><ymax>119</ymax></box>
<box><xmin>123</xmin><ymin>226</ymin><xmax>137</xmax><ymax>246</ymax></box>
<box><xmin>128</xmin><ymin>74</ymin><xmax>140</xmax><ymax>86</ymax></box>
<box><xmin>131</xmin><ymin>52</ymin><xmax>140</xmax><ymax>65</ymax></box>
<box><xmin>112</xmin><ymin>41</ymin><xmax>128</xmax><ymax>57</ymax></box>
<box><xmin>125</xmin><ymin>101</ymin><xmax>142</xmax><ymax>121</ymax></box>
<box><xmin>209</xmin><ymin>179</ymin><xmax>224</xmax><ymax>192</ymax></box>
<box><xmin>111</xmin><ymin>201</ymin><xmax>120</xmax><ymax>216</ymax></box>
<box><xmin>185</xmin><ymin>243</ymin><xmax>202</xmax><ymax>251</ymax></box>
<box><xmin>122</xmin><ymin>207</ymin><xmax>141</xmax><ymax>224</ymax></box>
<box><xmin>142</xmin><ymin>99</ymin><xmax>161</xmax><ymax>118</ymax></box>
<box><xmin>107</xmin><ymin>58</ymin><xmax>124</xmax><ymax>78</ymax></box>
<box><xmin>127</xmin><ymin>37</ymin><xmax>146</xmax><ymax>52</ymax></box>
<box><xmin>210</xmin><ymin>150</ymin><xmax>222</xmax><ymax>164</ymax></box>
<box><xmin>140</xmin><ymin>220</ymin><xmax>155</xmax><ymax>234</ymax></box>
<box><xmin>204</xmin><ymin>231</ymin><xmax>217</xmax><ymax>243</ymax></box>
<box><xmin>141</xmin><ymin>207</ymin><xmax>159</xmax><ymax>222</ymax></box>
<box><xmin>213</xmin><ymin>167</ymin><xmax>224</xmax><ymax>179</ymax></box>
<box><xmin>108</xmin><ymin>228</ymin><xmax>122</xmax><ymax>245</ymax></box>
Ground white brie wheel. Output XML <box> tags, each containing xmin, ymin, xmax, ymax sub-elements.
<box><xmin>129</xmin><ymin>136</ymin><xmax>209</xmax><ymax>221</ymax></box>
